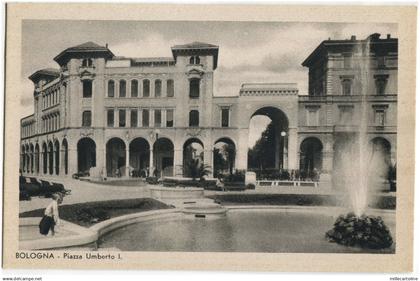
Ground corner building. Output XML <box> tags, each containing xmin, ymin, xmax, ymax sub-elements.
<box><xmin>20</xmin><ymin>34</ymin><xmax>397</xmax><ymax>186</ymax></box>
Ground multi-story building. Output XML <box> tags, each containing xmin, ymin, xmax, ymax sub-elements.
<box><xmin>20</xmin><ymin>33</ymin><xmax>397</xmax><ymax>186</ymax></box>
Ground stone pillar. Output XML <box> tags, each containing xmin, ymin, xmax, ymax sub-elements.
<box><xmin>149</xmin><ymin>148</ymin><xmax>154</xmax><ymax>176</ymax></box>
<box><xmin>287</xmin><ymin>128</ymin><xmax>298</xmax><ymax>170</ymax></box>
<box><xmin>125</xmin><ymin>146</ymin><xmax>130</xmax><ymax>178</ymax></box>
<box><xmin>173</xmin><ymin>148</ymin><xmax>183</xmax><ymax>176</ymax></box>
<box><xmin>67</xmin><ymin>147</ymin><xmax>78</xmax><ymax>176</ymax></box>
<box><xmin>236</xmin><ymin>128</ymin><xmax>249</xmax><ymax>170</ymax></box>
<box><xmin>275</xmin><ymin>130</ymin><xmax>280</xmax><ymax>169</ymax></box>
<box><xmin>203</xmin><ymin>149</ymin><xmax>213</xmax><ymax>176</ymax></box>
<box><xmin>283</xmin><ymin>136</ymin><xmax>289</xmax><ymax>170</ymax></box>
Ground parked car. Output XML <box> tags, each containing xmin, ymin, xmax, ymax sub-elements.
<box><xmin>19</xmin><ymin>176</ymin><xmax>71</xmax><ymax>199</ymax></box>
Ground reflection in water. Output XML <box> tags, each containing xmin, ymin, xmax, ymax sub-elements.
<box><xmin>98</xmin><ymin>210</ymin><xmax>395</xmax><ymax>253</ymax></box>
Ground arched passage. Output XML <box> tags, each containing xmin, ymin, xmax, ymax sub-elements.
<box><xmin>48</xmin><ymin>141</ymin><xmax>54</xmax><ymax>175</ymax></box>
<box><xmin>153</xmin><ymin>138</ymin><xmax>174</xmax><ymax>177</ymax></box>
<box><xmin>213</xmin><ymin>137</ymin><xmax>236</xmax><ymax>177</ymax></box>
<box><xmin>62</xmin><ymin>139</ymin><xmax>68</xmax><ymax>175</ymax></box>
<box><xmin>54</xmin><ymin>140</ymin><xmax>60</xmax><ymax>175</ymax></box>
<box><xmin>29</xmin><ymin>144</ymin><xmax>34</xmax><ymax>173</ymax></box>
<box><xmin>42</xmin><ymin>143</ymin><xmax>47</xmax><ymax>174</ymax></box>
<box><xmin>21</xmin><ymin>145</ymin><xmax>26</xmax><ymax>173</ymax></box>
<box><xmin>77</xmin><ymin>137</ymin><xmax>96</xmax><ymax>174</ymax></box>
<box><xmin>248</xmin><ymin>107</ymin><xmax>289</xmax><ymax>174</ymax></box>
<box><xmin>35</xmin><ymin>143</ymin><xmax>40</xmax><ymax>174</ymax></box>
<box><xmin>369</xmin><ymin>137</ymin><xmax>392</xmax><ymax>180</ymax></box>
<box><xmin>299</xmin><ymin>137</ymin><xmax>323</xmax><ymax>177</ymax></box>
<box><xmin>129</xmin><ymin>137</ymin><xmax>150</xmax><ymax>177</ymax></box>
<box><xmin>183</xmin><ymin>138</ymin><xmax>204</xmax><ymax>177</ymax></box>
<box><xmin>106</xmin><ymin>137</ymin><xmax>126</xmax><ymax>177</ymax></box>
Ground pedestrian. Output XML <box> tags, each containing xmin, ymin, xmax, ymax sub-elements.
<box><xmin>216</xmin><ymin>174</ymin><xmax>225</xmax><ymax>191</ymax></box>
<box><xmin>39</xmin><ymin>193</ymin><xmax>62</xmax><ymax>236</ymax></box>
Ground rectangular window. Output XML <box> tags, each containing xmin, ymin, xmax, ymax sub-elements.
<box><xmin>343</xmin><ymin>54</ymin><xmax>352</xmax><ymax>68</ymax></box>
<box><xmin>221</xmin><ymin>108</ymin><xmax>229</xmax><ymax>127</ymax></box>
<box><xmin>154</xmin><ymin>109</ymin><xmax>162</xmax><ymax>127</ymax></box>
<box><xmin>107</xmin><ymin>109</ymin><xmax>114</xmax><ymax>127</ymax></box>
<box><xmin>130</xmin><ymin>109</ymin><xmax>138</xmax><ymax>128</ymax></box>
<box><xmin>342</xmin><ymin>79</ymin><xmax>353</xmax><ymax>95</ymax></box>
<box><xmin>119</xmin><ymin>109</ymin><xmax>126</xmax><ymax>127</ymax></box>
<box><xmin>142</xmin><ymin>109</ymin><xmax>149</xmax><ymax>127</ymax></box>
<box><xmin>82</xmin><ymin>80</ymin><xmax>92</xmax><ymax>98</ymax></box>
<box><xmin>375</xmin><ymin>110</ymin><xmax>386</xmax><ymax>126</ymax></box>
<box><xmin>166</xmin><ymin>109</ymin><xmax>174</xmax><ymax>127</ymax></box>
<box><xmin>82</xmin><ymin>111</ymin><xmax>92</xmax><ymax>127</ymax></box>
<box><xmin>189</xmin><ymin>79</ymin><xmax>200</xmax><ymax>98</ymax></box>
<box><xmin>339</xmin><ymin>106</ymin><xmax>353</xmax><ymax>125</ymax></box>
<box><xmin>306</xmin><ymin>108</ymin><xmax>319</xmax><ymax>126</ymax></box>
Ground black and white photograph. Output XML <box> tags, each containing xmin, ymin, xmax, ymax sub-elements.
<box><xmin>2</xmin><ymin>3</ymin><xmax>417</xmax><ymax>274</ymax></box>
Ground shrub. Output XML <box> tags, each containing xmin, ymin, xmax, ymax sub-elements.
<box><xmin>246</xmin><ymin>183</ymin><xmax>256</xmax><ymax>190</ymax></box>
<box><xmin>146</xmin><ymin>177</ymin><xmax>159</xmax><ymax>185</ymax></box>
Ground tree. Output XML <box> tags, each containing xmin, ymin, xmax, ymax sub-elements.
<box><xmin>248</xmin><ymin>121</ymin><xmax>276</xmax><ymax>169</ymax></box>
<box><xmin>184</xmin><ymin>158</ymin><xmax>211</xmax><ymax>181</ymax></box>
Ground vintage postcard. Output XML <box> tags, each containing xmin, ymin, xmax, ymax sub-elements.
<box><xmin>2</xmin><ymin>3</ymin><xmax>416</xmax><ymax>272</ymax></box>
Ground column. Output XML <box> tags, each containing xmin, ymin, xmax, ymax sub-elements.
<box><xmin>52</xmin><ymin>147</ymin><xmax>56</xmax><ymax>176</ymax></box>
<box><xmin>274</xmin><ymin>130</ymin><xmax>280</xmax><ymax>169</ymax></box>
<box><xmin>149</xmin><ymin>148</ymin><xmax>154</xmax><ymax>176</ymax></box>
<box><xmin>67</xmin><ymin>147</ymin><xmax>78</xmax><ymax>176</ymax></box>
<box><xmin>235</xmin><ymin>128</ymin><xmax>249</xmax><ymax>170</ymax></box>
<box><xmin>203</xmin><ymin>149</ymin><xmax>213</xmax><ymax>176</ymax></box>
<box><xmin>287</xmin><ymin>128</ymin><xmax>298</xmax><ymax>170</ymax></box>
<box><xmin>125</xmin><ymin>146</ymin><xmax>130</xmax><ymax>177</ymax></box>
<box><xmin>173</xmin><ymin>148</ymin><xmax>183</xmax><ymax>176</ymax></box>
<box><xmin>283</xmin><ymin>136</ymin><xmax>289</xmax><ymax>169</ymax></box>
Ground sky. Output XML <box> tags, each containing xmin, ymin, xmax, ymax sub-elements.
<box><xmin>21</xmin><ymin>20</ymin><xmax>397</xmax><ymax>147</ymax></box>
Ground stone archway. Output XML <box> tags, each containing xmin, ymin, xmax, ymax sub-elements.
<box><xmin>129</xmin><ymin>137</ymin><xmax>150</xmax><ymax>177</ymax></box>
<box><xmin>48</xmin><ymin>141</ymin><xmax>54</xmax><ymax>175</ymax></box>
<box><xmin>183</xmin><ymin>138</ymin><xmax>204</xmax><ymax>177</ymax></box>
<box><xmin>369</xmin><ymin>137</ymin><xmax>392</xmax><ymax>181</ymax></box>
<box><xmin>77</xmin><ymin>137</ymin><xmax>96</xmax><ymax>174</ymax></box>
<box><xmin>213</xmin><ymin>137</ymin><xmax>236</xmax><ymax>177</ymax></box>
<box><xmin>62</xmin><ymin>139</ymin><xmax>68</xmax><ymax>175</ymax></box>
<box><xmin>248</xmin><ymin>106</ymin><xmax>289</xmax><ymax>174</ymax></box>
<box><xmin>54</xmin><ymin>140</ymin><xmax>60</xmax><ymax>175</ymax></box>
<box><xmin>299</xmin><ymin>137</ymin><xmax>323</xmax><ymax>176</ymax></box>
<box><xmin>153</xmin><ymin>138</ymin><xmax>174</xmax><ymax>178</ymax></box>
<box><xmin>106</xmin><ymin>137</ymin><xmax>126</xmax><ymax>177</ymax></box>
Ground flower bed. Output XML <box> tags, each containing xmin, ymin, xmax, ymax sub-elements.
<box><xmin>19</xmin><ymin>198</ymin><xmax>172</xmax><ymax>227</ymax></box>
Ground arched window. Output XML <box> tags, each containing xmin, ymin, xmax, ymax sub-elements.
<box><xmin>189</xmin><ymin>78</ymin><xmax>200</xmax><ymax>98</ymax></box>
<box><xmin>131</xmin><ymin>80</ymin><xmax>138</xmax><ymax>97</ymax></box>
<box><xmin>119</xmin><ymin>80</ymin><xmax>126</xmax><ymax>98</ymax></box>
<box><xmin>189</xmin><ymin>110</ymin><xmax>199</xmax><ymax>127</ymax></box>
<box><xmin>143</xmin><ymin>80</ymin><xmax>150</xmax><ymax>97</ymax></box>
<box><xmin>108</xmin><ymin>80</ymin><xmax>115</xmax><ymax>97</ymax></box>
<box><xmin>82</xmin><ymin>111</ymin><xmax>92</xmax><ymax>127</ymax></box>
<box><xmin>167</xmin><ymin>79</ymin><xmax>174</xmax><ymax>97</ymax></box>
<box><xmin>155</xmin><ymin>80</ymin><xmax>162</xmax><ymax>97</ymax></box>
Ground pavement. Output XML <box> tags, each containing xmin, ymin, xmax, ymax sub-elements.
<box><xmin>19</xmin><ymin>176</ymin><xmax>151</xmax><ymax>213</ymax></box>
<box><xmin>19</xmin><ymin>176</ymin><xmax>393</xmax><ymax>213</ymax></box>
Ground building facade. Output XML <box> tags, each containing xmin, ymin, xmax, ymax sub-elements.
<box><xmin>20</xmin><ymin>34</ymin><xmax>397</xmax><ymax>183</ymax></box>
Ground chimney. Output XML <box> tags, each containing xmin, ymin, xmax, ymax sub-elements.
<box><xmin>106</xmin><ymin>43</ymin><xmax>108</xmax><ymax>48</ymax></box>
<box><xmin>387</xmin><ymin>34</ymin><xmax>391</xmax><ymax>39</ymax></box>
<box><xmin>350</xmin><ymin>35</ymin><xmax>356</xmax><ymax>41</ymax></box>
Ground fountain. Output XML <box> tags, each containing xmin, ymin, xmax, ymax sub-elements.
<box><xmin>327</xmin><ymin>34</ymin><xmax>394</xmax><ymax>249</ymax></box>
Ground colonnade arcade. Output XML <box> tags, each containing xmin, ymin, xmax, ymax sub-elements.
<box><xmin>20</xmin><ymin>139</ymin><xmax>69</xmax><ymax>176</ymax></box>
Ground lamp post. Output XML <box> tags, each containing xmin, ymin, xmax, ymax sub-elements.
<box><xmin>280</xmin><ymin>131</ymin><xmax>287</xmax><ymax>170</ymax></box>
